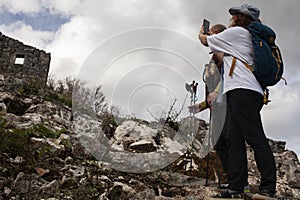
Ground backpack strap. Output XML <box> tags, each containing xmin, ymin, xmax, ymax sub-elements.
<box><xmin>229</xmin><ymin>57</ymin><xmax>236</xmax><ymax>77</ymax></box>
<box><xmin>229</xmin><ymin>57</ymin><xmax>254</xmax><ymax>77</ymax></box>
<box><xmin>272</xmin><ymin>46</ymin><xmax>283</xmax><ymax>80</ymax></box>
<box><xmin>263</xmin><ymin>88</ymin><xmax>271</xmax><ymax>105</ymax></box>
<box><xmin>229</xmin><ymin>56</ymin><xmax>272</xmax><ymax>105</ymax></box>
<box><xmin>229</xmin><ymin>54</ymin><xmax>287</xmax><ymax>85</ymax></box>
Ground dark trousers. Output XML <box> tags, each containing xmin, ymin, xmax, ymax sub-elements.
<box><xmin>225</xmin><ymin>89</ymin><xmax>276</xmax><ymax>193</ymax></box>
<box><xmin>214</xmin><ymin>127</ymin><xmax>229</xmax><ymax>176</ymax></box>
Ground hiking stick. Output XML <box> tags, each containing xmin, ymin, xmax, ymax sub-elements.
<box><xmin>185</xmin><ymin>81</ymin><xmax>198</xmax><ymax>175</ymax></box>
<box><xmin>205</xmin><ymin>108</ymin><xmax>212</xmax><ymax>186</ymax></box>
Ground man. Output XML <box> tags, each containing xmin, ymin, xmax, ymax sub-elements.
<box><xmin>198</xmin><ymin>4</ymin><xmax>276</xmax><ymax>199</ymax></box>
<box><xmin>189</xmin><ymin>24</ymin><xmax>229</xmax><ymax>182</ymax></box>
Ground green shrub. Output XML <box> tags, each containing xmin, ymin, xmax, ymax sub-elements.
<box><xmin>17</xmin><ymin>81</ymin><xmax>44</xmax><ymax>96</ymax></box>
<box><xmin>0</xmin><ymin>127</ymin><xmax>33</xmax><ymax>158</ymax></box>
<box><xmin>29</xmin><ymin>124</ymin><xmax>59</xmax><ymax>138</ymax></box>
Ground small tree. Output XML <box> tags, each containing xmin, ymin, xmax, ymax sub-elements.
<box><xmin>147</xmin><ymin>95</ymin><xmax>187</xmax><ymax>131</ymax></box>
<box><xmin>46</xmin><ymin>75</ymin><xmax>107</xmax><ymax>113</ymax></box>
<box><xmin>72</xmin><ymin>80</ymin><xmax>108</xmax><ymax>118</ymax></box>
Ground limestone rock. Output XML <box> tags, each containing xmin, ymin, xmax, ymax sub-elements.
<box><xmin>129</xmin><ymin>139</ymin><xmax>157</xmax><ymax>153</ymax></box>
<box><xmin>1</xmin><ymin>91</ymin><xmax>300</xmax><ymax>199</ymax></box>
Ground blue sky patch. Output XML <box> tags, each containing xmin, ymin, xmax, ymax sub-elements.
<box><xmin>0</xmin><ymin>11</ymin><xmax>70</xmax><ymax>32</ymax></box>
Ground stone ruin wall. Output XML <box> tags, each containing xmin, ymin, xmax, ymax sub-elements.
<box><xmin>0</xmin><ymin>32</ymin><xmax>50</xmax><ymax>89</ymax></box>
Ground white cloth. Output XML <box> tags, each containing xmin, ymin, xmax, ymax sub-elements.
<box><xmin>207</xmin><ymin>26</ymin><xmax>263</xmax><ymax>95</ymax></box>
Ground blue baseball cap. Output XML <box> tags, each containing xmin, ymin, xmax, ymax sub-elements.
<box><xmin>229</xmin><ymin>3</ymin><xmax>260</xmax><ymax>21</ymax></box>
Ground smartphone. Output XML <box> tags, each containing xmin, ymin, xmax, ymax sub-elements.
<box><xmin>203</xmin><ymin>19</ymin><xmax>210</xmax><ymax>35</ymax></box>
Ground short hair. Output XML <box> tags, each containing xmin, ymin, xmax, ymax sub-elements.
<box><xmin>210</xmin><ymin>24</ymin><xmax>227</xmax><ymax>34</ymax></box>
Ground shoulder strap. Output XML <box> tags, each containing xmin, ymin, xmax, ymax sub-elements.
<box><xmin>229</xmin><ymin>57</ymin><xmax>254</xmax><ymax>77</ymax></box>
<box><xmin>229</xmin><ymin>57</ymin><xmax>236</xmax><ymax>77</ymax></box>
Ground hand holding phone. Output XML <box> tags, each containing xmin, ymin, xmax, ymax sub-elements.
<box><xmin>203</xmin><ymin>19</ymin><xmax>210</xmax><ymax>35</ymax></box>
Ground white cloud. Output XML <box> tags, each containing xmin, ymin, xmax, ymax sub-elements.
<box><xmin>45</xmin><ymin>0</ymin><xmax>199</xmax><ymax>79</ymax></box>
<box><xmin>0</xmin><ymin>22</ymin><xmax>54</xmax><ymax>49</ymax></box>
<box><xmin>41</xmin><ymin>0</ymin><xmax>81</xmax><ymax>16</ymax></box>
<box><xmin>46</xmin><ymin>15</ymin><xmax>102</xmax><ymax>78</ymax></box>
<box><xmin>0</xmin><ymin>0</ymin><xmax>41</xmax><ymax>14</ymax></box>
<box><xmin>0</xmin><ymin>0</ymin><xmax>80</xmax><ymax>18</ymax></box>
<box><xmin>261</xmin><ymin>79</ymin><xmax>300</xmax><ymax>156</ymax></box>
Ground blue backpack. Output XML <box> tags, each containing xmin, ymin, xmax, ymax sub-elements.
<box><xmin>246</xmin><ymin>21</ymin><xmax>285</xmax><ymax>89</ymax></box>
<box><xmin>229</xmin><ymin>21</ymin><xmax>285</xmax><ymax>90</ymax></box>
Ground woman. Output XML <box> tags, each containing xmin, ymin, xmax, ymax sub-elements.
<box><xmin>198</xmin><ymin>4</ymin><xmax>276</xmax><ymax>199</ymax></box>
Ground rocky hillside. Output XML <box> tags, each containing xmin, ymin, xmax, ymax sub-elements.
<box><xmin>0</xmin><ymin>90</ymin><xmax>300</xmax><ymax>200</ymax></box>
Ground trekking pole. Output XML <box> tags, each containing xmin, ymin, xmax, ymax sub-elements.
<box><xmin>216</xmin><ymin>155</ymin><xmax>221</xmax><ymax>188</ymax></box>
<box><xmin>190</xmin><ymin>81</ymin><xmax>198</xmax><ymax>148</ymax></box>
<box><xmin>205</xmin><ymin>109</ymin><xmax>212</xmax><ymax>186</ymax></box>
<box><xmin>185</xmin><ymin>81</ymin><xmax>198</xmax><ymax>175</ymax></box>
<box><xmin>190</xmin><ymin>81</ymin><xmax>198</xmax><ymax>175</ymax></box>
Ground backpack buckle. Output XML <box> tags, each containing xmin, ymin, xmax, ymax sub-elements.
<box><xmin>263</xmin><ymin>89</ymin><xmax>271</xmax><ymax>105</ymax></box>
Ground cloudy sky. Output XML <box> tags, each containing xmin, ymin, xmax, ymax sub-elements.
<box><xmin>1</xmin><ymin>0</ymin><xmax>300</xmax><ymax>158</ymax></box>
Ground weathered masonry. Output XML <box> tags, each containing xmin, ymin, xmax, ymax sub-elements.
<box><xmin>0</xmin><ymin>32</ymin><xmax>51</xmax><ymax>89</ymax></box>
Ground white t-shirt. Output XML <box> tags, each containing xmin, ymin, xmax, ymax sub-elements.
<box><xmin>207</xmin><ymin>26</ymin><xmax>263</xmax><ymax>95</ymax></box>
